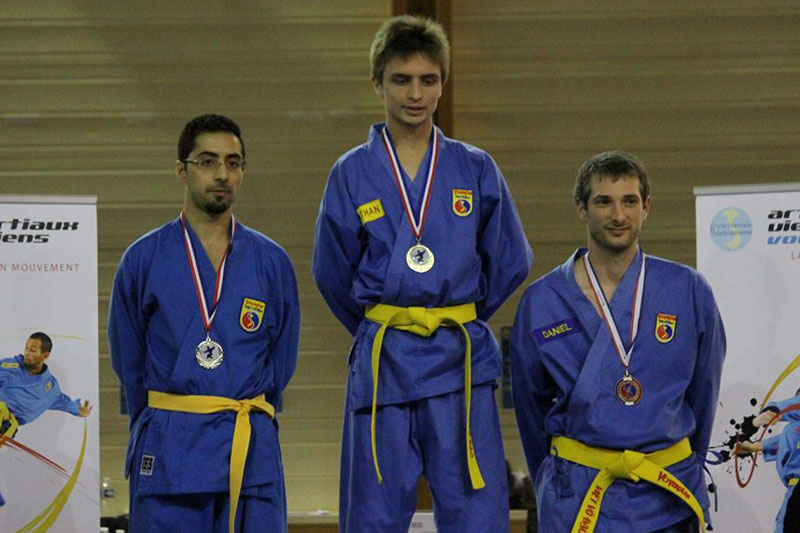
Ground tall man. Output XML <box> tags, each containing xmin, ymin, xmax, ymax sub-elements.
<box><xmin>313</xmin><ymin>16</ymin><xmax>532</xmax><ymax>533</ymax></box>
<box><xmin>511</xmin><ymin>151</ymin><xmax>726</xmax><ymax>532</ymax></box>
<box><xmin>109</xmin><ymin>114</ymin><xmax>300</xmax><ymax>533</ymax></box>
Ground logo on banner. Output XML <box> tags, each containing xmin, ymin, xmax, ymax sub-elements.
<box><xmin>240</xmin><ymin>298</ymin><xmax>266</xmax><ymax>332</ymax></box>
<box><xmin>710</xmin><ymin>207</ymin><xmax>752</xmax><ymax>251</ymax></box>
<box><xmin>655</xmin><ymin>313</ymin><xmax>677</xmax><ymax>343</ymax></box>
<box><xmin>357</xmin><ymin>199</ymin><xmax>385</xmax><ymax>225</ymax></box>
<box><xmin>452</xmin><ymin>189</ymin><xmax>473</xmax><ymax>217</ymax></box>
<box><xmin>0</xmin><ymin>217</ymin><xmax>80</xmax><ymax>244</ymax></box>
<box><xmin>767</xmin><ymin>209</ymin><xmax>800</xmax><ymax>247</ymax></box>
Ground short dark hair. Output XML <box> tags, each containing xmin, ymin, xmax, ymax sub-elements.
<box><xmin>574</xmin><ymin>150</ymin><xmax>650</xmax><ymax>206</ymax></box>
<box><xmin>29</xmin><ymin>331</ymin><xmax>52</xmax><ymax>354</ymax></box>
<box><xmin>370</xmin><ymin>15</ymin><xmax>450</xmax><ymax>85</ymax></box>
<box><xmin>177</xmin><ymin>114</ymin><xmax>245</xmax><ymax>161</ymax></box>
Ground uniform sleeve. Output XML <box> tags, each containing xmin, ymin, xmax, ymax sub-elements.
<box><xmin>312</xmin><ymin>160</ymin><xmax>365</xmax><ymax>336</ymax></box>
<box><xmin>686</xmin><ymin>273</ymin><xmax>726</xmax><ymax>456</ymax></box>
<box><xmin>49</xmin><ymin>393</ymin><xmax>81</xmax><ymax>416</ymax></box>
<box><xmin>510</xmin><ymin>288</ymin><xmax>555</xmax><ymax>483</ymax></box>
<box><xmin>767</xmin><ymin>395</ymin><xmax>800</xmax><ymax>422</ymax></box>
<box><xmin>266</xmin><ymin>252</ymin><xmax>301</xmax><ymax>410</ymax></box>
<box><xmin>761</xmin><ymin>434</ymin><xmax>780</xmax><ymax>463</ymax></box>
<box><xmin>476</xmin><ymin>154</ymin><xmax>533</xmax><ymax>320</ymax></box>
<box><xmin>108</xmin><ymin>252</ymin><xmax>148</xmax><ymax>428</ymax></box>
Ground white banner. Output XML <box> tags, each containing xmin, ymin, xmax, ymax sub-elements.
<box><xmin>696</xmin><ymin>183</ymin><xmax>800</xmax><ymax>532</ymax></box>
<box><xmin>0</xmin><ymin>196</ymin><xmax>99</xmax><ymax>532</ymax></box>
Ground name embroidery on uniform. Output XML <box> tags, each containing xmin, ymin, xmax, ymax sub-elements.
<box><xmin>140</xmin><ymin>455</ymin><xmax>155</xmax><ymax>476</ymax></box>
<box><xmin>1</xmin><ymin>362</ymin><xmax>19</xmax><ymax>368</ymax></box>
<box><xmin>240</xmin><ymin>298</ymin><xmax>266</xmax><ymax>333</ymax></box>
<box><xmin>452</xmin><ymin>189</ymin><xmax>473</xmax><ymax>217</ymax></box>
<box><xmin>655</xmin><ymin>313</ymin><xmax>677</xmax><ymax>343</ymax></box>
<box><xmin>536</xmin><ymin>318</ymin><xmax>580</xmax><ymax>343</ymax></box>
<box><xmin>357</xmin><ymin>199</ymin><xmax>385</xmax><ymax>225</ymax></box>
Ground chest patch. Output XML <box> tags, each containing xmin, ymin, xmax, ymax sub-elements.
<box><xmin>535</xmin><ymin>318</ymin><xmax>581</xmax><ymax>344</ymax></box>
<box><xmin>1</xmin><ymin>362</ymin><xmax>19</xmax><ymax>368</ymax></box>
<box><xmin>655</xmin><ymin>313</ymin><xmax>677</xmax><ymax>343</ymax></box>
<box><xmin>240</xmin><ymin>298</ymin><xmax>266</xmax><ymax>332</ymax></box>
<box><xmin>357</xmin><ymin>199</ymin><xmax>385</xmax><ymax>225</ymax></box>
<box><xmin>452</xmin><ymin>189</ymin><xmax>473</xmax><ymax>217</ymax></box>
<box><xmin>44</xmin><ymin>379</ymin><xmax>53</xmax><ymax>393</ymax></box>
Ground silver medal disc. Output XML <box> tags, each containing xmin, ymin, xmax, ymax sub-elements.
<box><xmin>196</xmin><ymin>337</ymin><xmax>224</xmax><ymax>369</ymax></box>
<box><xmin>406</xmin><ymin>243</ymin><xmax>434</xmax><ymax>273</ymax></box>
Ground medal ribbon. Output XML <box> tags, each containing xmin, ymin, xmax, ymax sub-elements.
<box><xmin>583</xmin><ymin>252</ymin><xmax>646</xmax><ymax>371</ymax></box>
<box><xmin>381</xmin><ymin>125</ymin><xmax>439</xmax><ymax>242</ymax></box>
<box><xmin>180</xmin><ymin>212</ymin><xmax>236</xmax><ymax>333</ymax></box>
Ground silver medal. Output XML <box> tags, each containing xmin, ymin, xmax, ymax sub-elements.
<box><xmin>196</xmin><ymin>335</ymin><xmax>224</xmax><ymax>369</ymax></box>
<box><xmin>406</xmin><ymin>243</ymin><xmax>434</xmax><ymax>273</ymax></box>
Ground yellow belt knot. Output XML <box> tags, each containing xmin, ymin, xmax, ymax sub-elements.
<box><xmin>364</xmin><ymin>302</ymin><xmax>485</xmax><ymax>490</ymax></box>
<box><xmin>147</xmin><ymin>391</ymin><xmax>275</xmax><ymax>533</ymax></box>
<box><xmin>551</xmin><ymin>436</ymin><xmax>706</xmax><ymax>533</ymax></box>
<box><xmin>606</xmin><ymin>450</ymin><xmax>645</xmax><ymax>482</ymax></box>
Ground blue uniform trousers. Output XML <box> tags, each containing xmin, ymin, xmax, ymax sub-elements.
<box><xmin>339</xmin><ymin>383</ymin><xmax>509</xmax><ymax>533</ymax></box>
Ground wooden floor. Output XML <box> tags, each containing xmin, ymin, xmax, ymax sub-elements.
<box><xmin>287</xmin><ymin>510</ymin><xmax>531</xmax><ymax>532</ymax></box>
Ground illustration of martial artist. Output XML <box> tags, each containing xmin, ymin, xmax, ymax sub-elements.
<box><xmin>511</xmin><ymin>150</ymin><xmax>726</xmax><ymax>532</ymax></box>
<box><xmin>736</xmin><ymin>390</ymin><xmax>800</xmax><ymax>532</ymax></box>
<box><xmin>0</xmin><ymin>331</ymin><xmax>92</xmax><ymax>506</ymax></box>
<box><xmin>109</xmin><ymin>114</ymin><xmax>300</xmax><ymax>532</ymax></box>
<box><xmin>313</xmin><ymin>15</ymin><xmax>533</xmax><ymax>533</ymax></box>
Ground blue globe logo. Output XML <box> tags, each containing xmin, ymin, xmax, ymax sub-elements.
<box><xmin>710</xmin><ymin>207</ymin><xmax>752</xmax><ymax>251</ymax></box>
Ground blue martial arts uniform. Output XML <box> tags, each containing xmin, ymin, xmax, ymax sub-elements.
<box><xmin>313</xmin><ymin>124</ymin><xmax>532</xmax><ymax>532</ymax></box>
<box><xmin>0</xmin><ymin>355</ymin><xmax>82</xmax><ymax>425</ymax></box>
<box><xmin>511</xmin><ymin>249</ymin><xmax>725</xmax><ymax>532</ymax></box>
<box><xmin>109</xmin><ymin>216</ymin><xmax>299</xmax><ymax>532</ymax></box>
<box><xmin>761</xmin><ymin>395</ymin><xmax>800</xmax><ymax>533</ymax></box>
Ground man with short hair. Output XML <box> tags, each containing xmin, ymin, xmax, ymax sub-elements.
<box><xmin>313</xmin><ymin>16</ymin><xmax>532</xmax><ymax>533</ymax></box>
<box><xmin>511</xmin><ymin>151</ymin><xmax>726</xmax><ymax>532</ymax></box>
<box><xmin>0</xmin><ymin>331</ymin><xmax>91</xmax><ymax>506</ymax></box>
<box><xmin>109</xmin><ymin>114</ymin><xmax>300</xmax><ymax>532</ymax></box>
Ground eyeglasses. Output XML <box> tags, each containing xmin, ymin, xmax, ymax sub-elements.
<box><xmin>182</xmin><ymin>156</ymin><xmax>246</xmax><ymax>172</ymax></box>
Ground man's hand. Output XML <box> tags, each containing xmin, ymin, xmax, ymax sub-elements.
<box><xmin>78</xmin><ymin>400</ymin><xmax>92</xmax><ymax>417</ymax></box>
<box><xmin>753</xmin><ymin>410</ymin><xmax>780</xmax><ymax>428</ymax></box>
<box><xmin>735</xmin><ymin>440</ymin><xmax>763</xmax><ymax>455</ymax></box>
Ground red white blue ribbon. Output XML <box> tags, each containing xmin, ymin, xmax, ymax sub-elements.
<box><xmin>180</xmin><ymin>212</ymin><xmax>236</xmax><ymax>332</ymax></box>
<box><xmin>381</xmin><ymin>125</ymin><xmax>439</xmax><ymax>242</ymax></box>
<box><xmin>583</xmin><ymin>252</ymin><xmax>646</xmax><ymax>369</ymax></box>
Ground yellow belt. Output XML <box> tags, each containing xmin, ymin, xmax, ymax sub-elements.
<box><xmin>789</xmin><ymin>477</ymin><xmax>799</xmax><ymax>487</ymax></box>
<box><xmin>364</xmin><ymin>302</ymin><xmax>484</xmax><ymax>490</ymax></box>
<box><xmin>148</xmin><ymin>391</ymin><xmax>275</xmax><ymax>533</ymax></box>
<box><xmin>0</xmin><ymin>412</ymin><xmax>19</xmax><ymax>449</ymax></box>
<box><xmin>551</xmin><ymin>436</ymin><xmax>706</xmax><ymax>533</ymax></box>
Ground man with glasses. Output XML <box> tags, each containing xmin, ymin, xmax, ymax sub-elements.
<box><xmin>109</xmin><ymin>114</ymin><xmax>300</xmax><ymax>532</ymax></box>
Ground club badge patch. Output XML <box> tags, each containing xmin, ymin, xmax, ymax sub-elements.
<box><xmin>452</xmin><ymin>189</ymin><xmax>473</xmax><ymax>217</ymax></box>
<box><xmin>44</xmin><ymin>379</ymin><xmax>53</xmax><ymax>393</ymax></box>
<box><xmin>655</xmin><ymin>313</ymin><xmax>677</xmax><ymax>343</ymax></box>
<box><xmin>240</xmin><ymin>298</ymin><xmax>266</xmax><ymax>332</ymax></box>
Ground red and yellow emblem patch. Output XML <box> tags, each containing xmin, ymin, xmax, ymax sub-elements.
<box><xmin>655</xmin><ymin>313</ymin><xmax>677</xmax><ymax>343</ymax></box>
<box><xmin>452</xmin><ymin>189</ymin><xmax>473</xmax><ymax>217</ymax></box>
<box><xmin>240</xmin><ymin>298</ymin><xmax>266</xmax><ymax>332</ymax></box>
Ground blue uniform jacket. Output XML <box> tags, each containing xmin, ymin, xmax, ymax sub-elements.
<box><xmin>762</xmin><ymin>395</ymin><xmax>800</xmax><ymax>487</ymax></box>
<box><xmin>511</xmin><ymin>249</ymin><xmax>726</xmax><ymax>531</ymax></box>
<box><xmin>0</xmin><ymin>355</ymin><xmax>81</xmax><ymax>424</ymax></box>
<box><xmin>313</xmin><ymin>124</ymin><xmax>532</xmax><ymax>409</ymax></box>
<box><xmin>108</xmin><ymin>216</ymin><xmax>300</xmax><ymax>495</ymax></box>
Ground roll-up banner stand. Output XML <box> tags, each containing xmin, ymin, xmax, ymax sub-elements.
<box><xmin>696</xmin><ymin>183</ymin><xmax>800</xmax><ymax>532</ymax></box>
<box><xmin>0</xmin><ymin>195</ymin><xmax>99</xmax><ymax>531</ymax></box>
